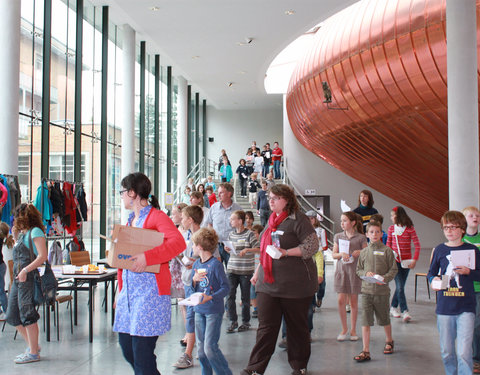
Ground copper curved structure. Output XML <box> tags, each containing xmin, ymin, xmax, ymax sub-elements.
<box><xmin>287</xmin><ymin>0</ymin><xmax>480</xmax><ymax>221</ymax></box>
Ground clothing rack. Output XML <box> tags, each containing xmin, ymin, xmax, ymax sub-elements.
<box><xmin>42</xmin><ymin>177</ymin><xmax>83</xmax><ymax>186</ymax></box>
<box><xmin>0</xmin><ymin>173</ymin><xmax>18</xmax><ymax>178</ymax></box>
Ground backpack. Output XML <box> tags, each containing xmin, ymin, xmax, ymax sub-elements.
<box><xmin>48</xmin><ymin>240</ymin><xmax>63</xmax><ymax>265</ymax></box>
<box><xmin>63</xmin><ymin>238</ymin><xmax>85</xmax><ymax>264</ymax></box>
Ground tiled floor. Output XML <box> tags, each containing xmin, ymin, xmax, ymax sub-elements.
<box><xmin>0</xmin><ymin>249</ymin><xmax>445</xmax><ymax>374</ymax></box>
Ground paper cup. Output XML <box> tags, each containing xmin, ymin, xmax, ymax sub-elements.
<box><xmin>82</xmin><ymin>265</ymin><xmax>89</xmax><ymax>274</ymax></box>
<box><xmin>197</xmin><ymin>268</ymin><xmax>207</xmax><ymax>275</ymax></box>
<box><xmin>99</xmin><ymin>265</ymin><xmax>105</xmax><ymax>273</ymax></box>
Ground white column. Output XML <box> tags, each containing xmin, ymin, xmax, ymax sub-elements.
<box><xmin>177</xmin><ymin>76</ymin><xmax>188</xmax><ymax>187</ymax></box>
<box><xmin>121</xmin><ymin>24</ymin><xmax>135</xmax><ymax>223</ymax></box>
<box><xmin>447</xmin><ymin>0</ymin><xmax>479</xmax><ymax>211</ymax></box>
<box><xmin>0</xmin><ymin>0</ymin><xmax>20</xmax><ymax>175</ymax></box>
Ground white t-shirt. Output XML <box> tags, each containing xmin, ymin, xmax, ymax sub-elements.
<box><xmin>254</xmin><ymin>156</ymin><xmax>263</xmax><ymax>173</ymax></box>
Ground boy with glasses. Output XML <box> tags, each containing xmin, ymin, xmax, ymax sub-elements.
<box><xmin>428</xmin><ymin>211</ymin><xmax>480</xmax><ymax>375</ymax></box>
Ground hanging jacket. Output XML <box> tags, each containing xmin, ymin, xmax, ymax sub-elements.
<box><xmin>7</xmin><ymin>176</ymin><xmax>21</xmax><ymax>211</ymax></box>
<box><xmin>62</xmin><ymin>182</ymin><xmax>78</xmax><ymax>235</ymax></box>
<box><xmin>0</xmin><ymin>175</ymin><xmax>11</xmax><ymax>224</ymax></box>
<box><xmin>50</xmin><ymin>182</ymin><xmax>65</xmax><ymax>218</ymax></box>
<box><xmin>75</xmin><ymin>185</ymin><xmax>87</xmax><ymax>223</ymax></box>
<box><xmin>48</xmin><ymin>240</ymin><xmax>63</xmax><ymax>265</ymax></box>
<box><xmin>34</xmin><ymin>181</ymin><xmax>53</xmax><ymax>226</ymax></box>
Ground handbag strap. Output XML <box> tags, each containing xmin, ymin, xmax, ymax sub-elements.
<box><xmin>26</xmin><ymin>230</ymin><xmax>49</xmax><ymax>268</ymax></box>
<box><xmin>394</xmin><ymin>233</ymin><xmax>402</xmax><ymax>262</ymax></box>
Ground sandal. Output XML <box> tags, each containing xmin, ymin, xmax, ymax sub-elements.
<box><xmin>383</xmin><ymin>341</ymin><xmax>394</xmax><ymax>354</ymax></box>
<box><xmin>354</xmin><ymin>351</ymin><xmax>371</xmax><ymax>362</ymax></box>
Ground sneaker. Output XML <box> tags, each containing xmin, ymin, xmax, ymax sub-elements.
<box><xmin>252</xmin><ymin>309</ymin><xmax>258</xmax><ymax>318</ymax></box>
<box><xmin>0</xmin><ymin>312</ymin><xmax>5</xmax><ymax>321</ymax></box>
<box><xmin>390</xmin><ymin>307</ymin><xmax>401</xmax><ymax>318</ymax></box>
<box><xmin>473</xmin><ymin>362</ymin><xmax>480</xmax><ymax>374</ymax></box>
<box><xmin>238</xmin><ymin>323</ymin><xmax>251</xmax><ymax>332</ymax></box>
<box><xmin>16</xmin><ymin>346</ymin><xmax>41</xmax><ymax>359</ymax></box>
<box><xmin>345</xmin><ymin>304</ymin><xmax>351</xmax><ymax>313</ymax></box>
<box><xmin>402</xmin><ymin>310</ymin><xmax>412</xmax><ymax>322</ymax></box>
<box><xmin>14</xmin><ymin>353</ymin><xmax>40</xmax><ymax>364</ymax></box>
<box><xmin>226</xmin><ymin>321</ymin><xmax>238</xmax><ymax>333</ymax></box>
<box><xmin>278</xmin><ymin>338</ymin><xmax>288</xmax><ymax>349</ymax></box>
<box><xmin>173</xmin><ymin>353</ymin><xmax>193</xmax><ymax>369</ymax></box>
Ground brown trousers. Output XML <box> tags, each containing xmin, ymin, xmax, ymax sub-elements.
<box><xmin>245</xmin><ymin>292</ymin><xmax>312</xmax><ymax>373</ymax></box>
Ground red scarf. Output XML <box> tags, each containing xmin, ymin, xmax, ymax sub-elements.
<box><xmin>260</xmin><ymin>211</ymin><xmax>289</xmax><ymax>283</ymax></box>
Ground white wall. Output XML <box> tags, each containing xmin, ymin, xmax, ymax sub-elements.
<box><xmin>282</xmin><ymin>99</ymin><xmax>444</xmax><ymax>249</ymax></box>
<box><xmin>206</xmin><ymin>106</ymin><xmax>283</xmax><ymax>166</ymax></box>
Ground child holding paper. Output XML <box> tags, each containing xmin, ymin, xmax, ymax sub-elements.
<box><xmin>188</xmin><ymin>228</ymin><xmax>232</xmax><ymax>375</ymax></box>
<box><xmin>428</xmin><ymin>211</ymin><xmax>480</xmax><ymax>375</ymax></box>
<box><xmin>355</xmin><ymin>221</ymin><xmax>397</xmax><ymax>362</ymax></box>
<box><xmin>225</xmin><ymin>210</ymin><xmax>259</xmax><ymax>333</ymax></box>
<box><xmin>332</xmin><ymin>211</ymin><xmax>367</xmax><ymax>341</ymax></box>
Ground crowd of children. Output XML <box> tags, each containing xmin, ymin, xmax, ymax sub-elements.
<box><xmin>173</xmin><ymin>160</ymin><xmax>480</xmax><ymax>375</ymax></box>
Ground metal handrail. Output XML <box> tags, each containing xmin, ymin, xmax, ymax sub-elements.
<box><xmin>283</xmin><ymin>159</ymin><xmax>335</xmax><ymax>246</ymax></box>
<box><xmin>173</xmin><ymin>157</ymin><xmax>218</xmax><ymax>203</ymax></box>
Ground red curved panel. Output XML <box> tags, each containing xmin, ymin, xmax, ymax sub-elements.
<box><xmin>287</xmin><ymin>0</ymin><xmax>480</xmax><ymax>221</ymax></box>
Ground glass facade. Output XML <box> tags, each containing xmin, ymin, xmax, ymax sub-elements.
<box><xmin>16</xmin><ymin>0</ymin><xmax>183</xmax><ymax>260</ymax></box>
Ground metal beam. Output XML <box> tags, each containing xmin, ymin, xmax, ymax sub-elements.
<box><xmin>41</xmin><ymin>0</ymin><xmax>52</xmax><ymax>179</ymax></box>
<box><xmin>166</xmin><ymin>66</ymin><xmax>172</xmax><ymax>191</ymax></box>
<box><xmin>154</xmin><ymin>54</ymin><xmax>160</xmax><ymax>197</ymax></box>
<box><xmin>139</xmin><ymin>41</ymin><xmax>146</xmax><ymax>173</ymax></box>
<box><xmin>74</xmin><ymin>0</ymin><xmax>83</xmax><ymax>183</ymax></box>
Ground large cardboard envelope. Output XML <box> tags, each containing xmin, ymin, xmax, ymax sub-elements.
<box><xmin>106</xmin><ymin>225</ymin><xmax>164</xmax><ymax>273</ymax></box>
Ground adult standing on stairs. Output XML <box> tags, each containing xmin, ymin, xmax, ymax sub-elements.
<box><xmin>205</xmin><ymin>183</ymin><xmax>242</xmax><ymax>267</ymax></box>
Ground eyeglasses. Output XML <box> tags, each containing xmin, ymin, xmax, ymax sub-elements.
<box><xmin>268</xmin><ymin>196</ymin><xmax>282</xmax><ymax>201</ymax></box>
<box><xmin>119</xmin><ymin>189</ymin><xmax>127</xmax><ymax>196</ymax></box>
<box><xmin>442</xmin><ymin>225</ymin><xmax>461</xmax><ymax>231</ymax></box>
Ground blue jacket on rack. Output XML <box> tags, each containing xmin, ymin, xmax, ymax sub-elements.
<box><xmin>34</xmin><ymin>181</ymin><xmax>53</xmax><ymax>226</ymax></box>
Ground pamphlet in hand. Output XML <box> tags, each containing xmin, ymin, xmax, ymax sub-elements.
<box><xmin>338</xmin><ymin>239</ymin><xmax>350</xmax><ymax>254</ymax></box>
<box><xmin>451</xmin><ymin>250</ymin><xmax>476</xmax><ymax>270</ymax></box>
<box><xmin>181</xmin><ymin>255</ymin><xmax>194</xmax><ymax>267</ymax></box>
<box><xmin>266</xmin><ymin>245</ymin><xmax>282</xmax><ymax>259</ymax></box>
<box><xmin>223</xmin><ymin>241</ymin><xmax>237</xmax><ymax>255</ymax></box>
<box><xmin>360</xmin><ymin>274</ymin><xmax>385</xmax><ymax>284</ymax></box>
<box><xmin>179</xmin><ymin>292</ymin><xmax>204</xmax><ymax>306</ymax></box>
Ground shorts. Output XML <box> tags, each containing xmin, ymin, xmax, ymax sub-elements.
<box><xmin>361</xmin><ymin>294</ymin><xmax>390</xmax><ymax>327</ymax></box>
<box><xmin>249</xmin><ymin>192</ymin><xmax>257</xmax><ymax>204</ymax></box>
<box><xmin>250</xmin><ymin>284</ymin><xmax>257</xmax><ymax>299</ymax></box>
<box><xmin>6</xmin><ymin>278</ymin><xmax>40</xmax><ymax>327</ymax></box>
<box><xmin>184</xmin><ymin>286</ymin><xmax>195</xmax><ymax>334</ymax></box>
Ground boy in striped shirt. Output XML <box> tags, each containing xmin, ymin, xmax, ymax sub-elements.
<box><xmin>224</xmin><ymin>210</ymin><xmax>260</xmax><ymax>333</ymax></box>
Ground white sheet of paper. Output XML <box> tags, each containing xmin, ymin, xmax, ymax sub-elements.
<box><xmin>223</xmin><ymin>241</ymin><xmax>237</xmax><ymax>255</ymax></box>
<box><xmin>360</xmin><ymin>275</ymin><xmax>385</xmax><ymax>284</ymax></box>
<box><xmin>338</xmin><ymin>239</ymin><xmax>350</xmax><ymax>254</ymax></box>
<box><xmin>179</xmin><ymin>292</ymin><xmax>204</xmax><ymax>306</ymax></box>
<box><xmin>341</xmin><ymin>257</ymin><xmax>354</xmax><ymax>264</ymax></box>
<box><xmin>451</xmin><ymin>250</ymin><xmax>476</xmax><ymax>269</ymax></box>
<box><xmin>341</xmin><ymin>200</ymin><xmax>351</xmax><ymax>212</ymax></box>
<box><xmin>266</xmin><ymin>245</ymin><xmax>282</xmax><ymax>259</ymax></box>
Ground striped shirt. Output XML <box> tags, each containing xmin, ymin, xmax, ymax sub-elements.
<box><xmin>386</xmin><ymin>225</ymin><xmax>421</xmax><ymax>261</ymax></box>
<box><xmin>227</xmin><ymin>229</ymin><xmax>259</xmax><ymax>275</ymax></box>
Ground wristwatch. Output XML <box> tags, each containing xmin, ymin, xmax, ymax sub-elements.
<box><xmin>285</xmin><ymin>249</ymin><xmax>289</xmax><ymax>258</ymax></box>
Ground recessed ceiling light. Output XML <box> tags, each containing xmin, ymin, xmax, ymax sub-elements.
<box><xmin>237</xmin><ymin>71</ymin><xmax>247</xmax><ymax>75</ymax></box>
<box><xmin>149</xmin><ymin>6</ymin><xmax>160</xmax><ymax>11</ymax></box>
<box><xmin>191</xmin><ymin>55</ymin><xmax>200</xmax><ymax>59</ymax></box>
<box><xmin>237</xmin><ymin>37</ymin><xmax>254</xmax><ymax>46</ymax></box>
<box><xmin>285</xmin><ymin>10</ymin><xmax>295</xmax><ymax>15</ymax></box>
<box><xmin>228</xmin><ymin>82</ymin><xmax>234</xmax><ymax>87</ymax></box>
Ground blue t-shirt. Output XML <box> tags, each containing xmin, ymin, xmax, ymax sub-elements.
<box><xmin>188</xmin><ymin>256</ymin><xmax>229</xmax><ymax>315</ymax></box>
<box><xmin>427</xmin><ymin>242</ymin><xmax>480</xmax><ymax>315</ymax></box>
<box><xmin>22</xmin><ymin>227</ymin><xmax>45</xmax><ymax>256</ymax></box>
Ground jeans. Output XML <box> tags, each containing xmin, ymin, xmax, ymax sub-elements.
<box><xmin>259</xmin><ymin>209</ymin><xmax>270</xmax><ymax>227</ymax></box>
<box><xmin>239</xmin><ymin>179</ymin><xmax>247</xmax><ymax>196</ymax></box>
<box><xmin>316</xmin><ymin>262</ymin><xmax>326</xmax><ymax>302</ymax></box>
<box><xmin>195</xmin><ymin>312</ymin><xmax>232</xmax><ymax>375</ymax></box>
<box><xmin>273</xmin><ymin>160</ymin><xmax>281</xmax><ymax>179</ymax></box>
<box><xmin>391</xmin><ymin>264</ymin><xmax>410</xmax><ymax>312</ymax></box>
<box><xmin>118</xmin><ymin>332</ymin><xmax>160</xmax><ymax>375</ymax></box>
<box><xmin>0</xmin><ymin>262</ymin><xmax>8</xmax><ymax>313</ymax></box>
<box><xmin>473</xmin><ymin>293</ymin><xmax>480</xmax><ymax>362</ymax></box>
<box><xmin>437</xmin><ymin>312</ymin><xmax>475</xmax><ymax>375</ymax></box>
<box><xmin>218</xmin><ymin>243</ymin><xmax>229</xmax><ymax>268</ymax></box>
<box><xmin>262</xmin><ymin>164</ymin><xmax>270</xmax><ymax>178</ymax></box>
<box><xmin>227</xmin><ymin>273</ymin><xmax>251</xmax><ymax>324</ymax></box>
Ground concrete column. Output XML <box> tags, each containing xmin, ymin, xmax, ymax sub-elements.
<box><xmin>0</xmin><ymin>0</ymin><xmax>20</xmax><ymax>175</ymax></box>
<box><xmin>177</xmin><ymin>76</ymin><xmax>188</xmax><ymax>187</ymax></box>
<box><xmin>121</xmin><ymin>24</ymin><xmax>135</xmax><ymax>223</ymax></box>
<box><xmin>447</xmin><ymin>0</ymin><xmax>479</xmax><ymax>210</ymax></box>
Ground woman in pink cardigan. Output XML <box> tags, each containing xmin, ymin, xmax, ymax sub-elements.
<box><xmin>113</xmin><ymin>172</ymin><xmax>186</xmax><ymax>375</ymax></box>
